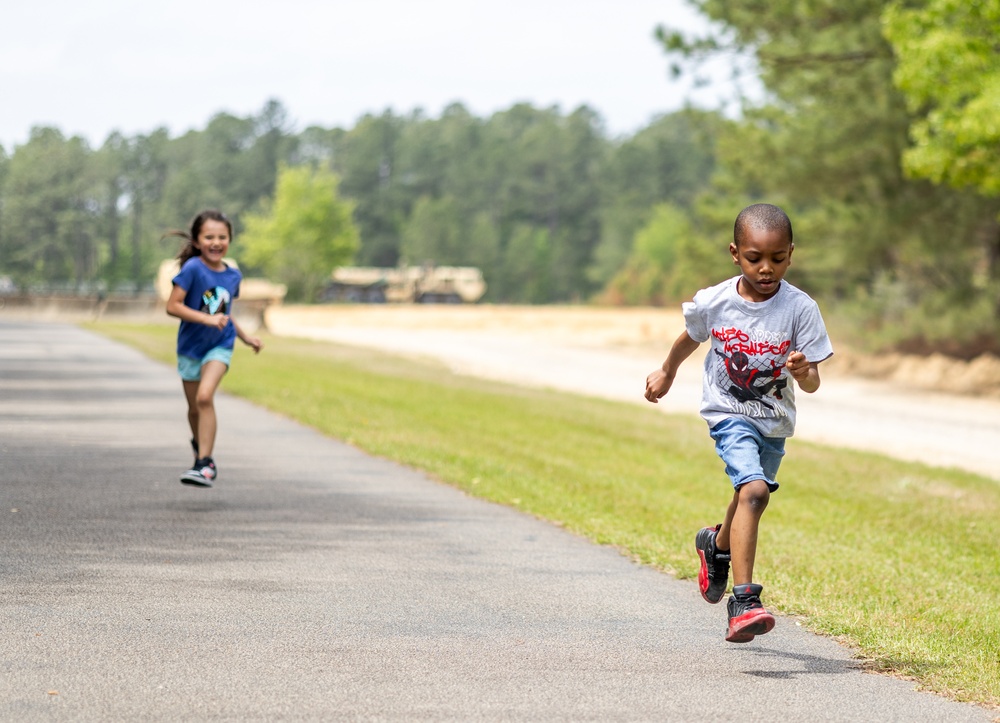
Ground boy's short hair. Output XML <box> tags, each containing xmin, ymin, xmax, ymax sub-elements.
<box><xmin>734</xmin><ymin>204</ymin><xmax>793</xmax><ymax>247</ymax></box>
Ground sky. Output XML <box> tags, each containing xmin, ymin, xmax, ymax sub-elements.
<box><xmin>0</xmin><ymin>0</ymin><xmax>749</xmax><ymax>151</ymax></box>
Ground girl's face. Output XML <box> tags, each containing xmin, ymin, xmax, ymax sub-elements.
<box><xmin>196</xmin><ymin>219</ymin><xmax>231</xmax><ymax>271</ymax></box>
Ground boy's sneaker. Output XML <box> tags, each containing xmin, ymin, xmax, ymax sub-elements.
<box><xmin>725</xmin><ymin>583</ymin><xmax>775</xmax><ymax>643</ymax></box>
<box><xmin>181</xmin><ymin>457</ymin><xmax>217</xmax><ymax>488</ymax></box>
<box><xmin>695</xmin><ymin>524</ymin><xmax>730</xmax><ymax>603</ymax></box>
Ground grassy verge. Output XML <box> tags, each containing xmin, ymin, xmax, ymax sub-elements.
<box><xmin>91</xmin><ymin>322</ymin><xmax>1000</xmax><ymax>709</ymax></box>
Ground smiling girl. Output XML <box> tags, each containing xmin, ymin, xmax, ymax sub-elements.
<box><xmin>165</xmin><ymin>210</ymin><xmax>263</xmax><ymax>488</ymax></box>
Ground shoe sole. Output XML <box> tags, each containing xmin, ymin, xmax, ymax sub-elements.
<box><xmin>180</xmin><ymin>475</ymin><xmax>213</xmax><ymax>488</ymax></box>
<box><xmin>697</xmin><ymin>548</ymin><xmax>723</xmax><ymax>603</ymax></box>
<box><xmin>725</xmin><ymin>610</ymin><xmax>775</xmax><ymax>643</ymax></box>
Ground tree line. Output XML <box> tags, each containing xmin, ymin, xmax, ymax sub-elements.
<box><xmin>0</xmin><ymin>99</ymin><xmax>717</xmax><ymax>306</ymax></box>
<box><xmin>0</xmin><ymin>0</ymin><xmax>997</xmax><ymax>355</ymax></box>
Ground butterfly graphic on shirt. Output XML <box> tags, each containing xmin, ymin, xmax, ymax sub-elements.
<box><xmin>200</xmin><ymin>286</ymin><xmax>231</xmax><ymax>316</ymax></box>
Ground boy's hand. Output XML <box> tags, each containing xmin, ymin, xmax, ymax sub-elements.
<box><xmin>785</xmin><ymin>351</ymin><xmax>810</xmax><ymax>380</ymax></box>
<box><xmin>644</xmin><ymin>369</ymin><xmax>671</xmax><ymax>403</ymax></box>
<box><xmin>786</xmin><ymin>350</ymin><xmax>821</xmax><ymax>392</ymax></box>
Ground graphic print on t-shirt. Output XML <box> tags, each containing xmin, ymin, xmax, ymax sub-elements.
<box><xmin>711</xmin><ymin>326</ymin><xmax>791</xmax><ymax>417</ymax></box>
<box><xmin>200</xmin><ymin>286</ymin><xmax>231</xmax><ymax>315</ymax></box>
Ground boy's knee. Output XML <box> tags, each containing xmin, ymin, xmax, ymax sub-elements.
<box><xmin>739</xmin><ymin>480</ymin><xmax>770</xmax><ymax>511</ymax></box>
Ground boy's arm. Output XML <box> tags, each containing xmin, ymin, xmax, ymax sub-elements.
<box><xmin>785</xmin><ymin>351</ymin><xmax>820</xmax><ymax>393</ymax></box>
<box><xmin>645</xmin><ymin>331</ymin><xmax>701</xmax><ymax>404</ymax></box>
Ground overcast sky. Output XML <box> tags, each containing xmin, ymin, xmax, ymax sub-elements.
<box><xmin>1</xmin><ymin>0</ymin><xmax>747</xmax><ymax>151</ymax></box>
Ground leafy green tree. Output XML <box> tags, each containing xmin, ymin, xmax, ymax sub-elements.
<box><xmin>592</xmin><ymin>108</ymin><xmax>724</xmax><ymax>289</ymax></box>
<box><xmin>476</xmin><ymin>104</ymin><xmax>607</xmax><ymax>301</ymax></box>
<box><xmin>466</xmin><ymin>211</ymin><xmax>502</xmax><ymax>298</ymax></box>
<box><xmin>336</xmin><ymin>111</ymin><xmax>408</xmax><ymax>266</ymax></box>
<box><xmin>0</xmin><ymin>145</ymin><xmax>9</xmax><ymax>266</ymax></box>
<box><xmin>499</xmin><ymin>224</ymin><xmax>553</xmax><ymax>304</ymax></box>
<box><xmin>292</xmin><ymin>125</ymin><xmax>347</xmax><ymax>168</ymax></box>
<box><xmin>400</xmin><ymin>194</ymin><xmax>464</xmax><ymax>265</ymax></box>
<box><xmin>434</xmin><ymin>104</ymin><xmax>489</xmax><ymax>221</ymax></box>
<box><xmin>603</xmin><ymin>203</ymin><xmax>729</xmax><ymax>305</ymax></box>
<box><xmin>883</xmin><ymin>0</ymin><xmax>1000</xmax><ymax>306</ymax></box>
<box><xmin>120</xmin><ymin>129</ymin><xmax>170</xmax><ymax>287</ymax></box>
<box><xmin>158</xmin><ymin>100</ymin><xmax>295</xmax><ymax>231</ymax></box>
<box><xmin>883</xmin><ymin>0</ymin><xmax>1000</xmax><ymax>195</ymax></box>
<box><xmin>659</xmin><ymin>0</ymin><xmax>1000</xmax><ymax>348</ymax></box>
<box><xmin>1</xmin><ymin>127</ymin><xmax>98</xmax><ymax>286</ymax></box>
<box><xmin>240</xmin><ymin>165</ymin><xmax>359</xmax><ymax>301</ymax></box>
<box><xmin>94</xmin><ymin>133</ymin><xmax>127</xmax><ymax>278</ymax></box>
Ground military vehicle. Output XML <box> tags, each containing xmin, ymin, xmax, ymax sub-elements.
<box><xmin>323</xmin><ymin>265</ymin><xmax>486</xmax><ymax>304</ymax></box>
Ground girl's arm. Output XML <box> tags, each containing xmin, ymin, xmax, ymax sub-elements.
<box><xmin>231</xmin><ymin>317</ymin><xmax>263</xmax><ymax>354</ymax></box>
<box><xmin>166</xmin><ymin>284</ymin><xmax>229</xmax><ymax>331</ymax></box>
<box><xmin>645</xmin><ymin>331</ymin><xmax>701</xmax><ymax>403</ymax></box>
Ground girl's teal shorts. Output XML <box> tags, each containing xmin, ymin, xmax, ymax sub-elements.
<box><xmin>177</xmin><ymin>347</ymin><xmax>233</xmax><ymax>381</ymax></box>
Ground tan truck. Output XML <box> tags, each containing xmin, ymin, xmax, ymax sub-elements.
<box><xmin>324</xmin><ymin>265</ymin><xmax>487</xmax><ymax>304</ymax></box>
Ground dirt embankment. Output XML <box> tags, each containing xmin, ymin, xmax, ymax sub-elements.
<box><xmin>831</xmin><ymin>350</ymin><xmax>1000</xmax><ymax>399</ymax></box>
<box><xmin>265</xmin><ymin>304</ymin><xmax>1000</xmax><ymax>399</ymax></box>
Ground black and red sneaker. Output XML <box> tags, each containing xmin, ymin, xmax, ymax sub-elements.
<box><xmin>181</xmin><ymin>457</ymin><xmax>217</xmax><ymax>488</ymax></box>
<box><xmin>725</xmin><ymin>583</ymin><xmax>775</xmax><ymax>643</ymax></box>
<box><xmin>695</xmin><ymin>524</ymin><xmax>730</xmax><ymax>603</ymax></box>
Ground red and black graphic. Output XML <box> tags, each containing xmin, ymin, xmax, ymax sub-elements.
<box><xmin>711</xmin><ymin>326</ymin><xmax>790</xmax><ymax>413</ymax></box>
<box><xmin>714</xmin><ymin>349</ymin><xmax>787</xmax><ymax>410</ymax></box>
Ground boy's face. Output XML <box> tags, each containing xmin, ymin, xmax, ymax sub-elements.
<box><xmin>730</xmin><ymin>227</ymin><xmax>794</xmax><ymax>302</ymax></box>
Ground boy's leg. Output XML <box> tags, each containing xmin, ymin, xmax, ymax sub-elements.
<box><xmin>717</xmin><ymin>479</ymin><xmax>770</xmax><ymax>585</ymax></box>
<box><xmin>714</xmin><ymin>490</ymin><xmax>739</xmax><ymax>552</ymax></box>
<box><xmin>193</xmin><ymin>360</ymin><xmax>228</xmax><ymax>460</ymax></box>
<box><xmin>717</xmin><ymin>479</ymin><xmax>774</xmax><ymax>642</ymax></box>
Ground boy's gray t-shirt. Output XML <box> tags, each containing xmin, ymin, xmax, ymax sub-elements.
<box><xmin>683</xmin><ymin>276</ymin><xmax>834</xmax><ymax>438</ymax></box>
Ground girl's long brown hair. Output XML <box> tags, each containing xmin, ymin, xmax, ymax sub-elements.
<box><xmin>163</xmin><ymin>210</ymin><xmax>233</xmax><ymax>265</ymax></box>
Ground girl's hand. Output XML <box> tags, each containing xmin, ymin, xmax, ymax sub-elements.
<box><xmin>245</xmin><ymin>337</ymin><xmax>263</xmax><ymax>354</ymax></box>
<box><xmin>206</xmin><ymin>313</ymin><xmax>230</xmax><ymax>331</ymax></box>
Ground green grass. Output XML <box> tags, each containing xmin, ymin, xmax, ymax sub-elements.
<box><xmin>91</xmin><ymin>322</ymin><xmax>1000</xmax><ymax>710</ymax></box>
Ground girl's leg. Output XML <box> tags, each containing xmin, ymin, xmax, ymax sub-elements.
<box><xmin>715</xmin><ymin>479</ymin><xmax>770</xmax><ymax>585</ymax></box>
<box><xmin>182</xmin><ymin>380</ymin><xmax>200</xmax><ymax>446</ymax></box>
<box><xmin>192</xmin><ymin>360</ymin><xmax>228</xmax><ymax>460</ymax></box>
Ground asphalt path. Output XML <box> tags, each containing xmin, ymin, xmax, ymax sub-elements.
<box><xmin>0</xmin><ymin>320</ymin><xmax>993</xmax><ymax>721</ymax></box>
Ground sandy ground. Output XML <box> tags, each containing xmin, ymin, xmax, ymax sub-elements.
<box><xmin>265</xmin><ymin>305</ymin><xmax>1000</xmax><ymax>482</ymax></box>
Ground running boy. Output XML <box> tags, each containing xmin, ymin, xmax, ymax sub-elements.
<box><xmin>644</xmin><ymin>203</ymin><xmax>833</xmax><ymax>643</ymax></box>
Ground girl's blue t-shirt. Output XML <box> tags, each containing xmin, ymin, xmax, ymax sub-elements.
<box><xmin>172</xmin><ymin>257</ymin><xmax>242</xmax><ymax>359</ymax></box>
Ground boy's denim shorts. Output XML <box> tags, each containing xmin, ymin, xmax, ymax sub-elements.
<box><xmin>177</xmin><ymin>347</ymin><xmax>233</xmax><ymax>382</ymax></box>
<box><xmin>709</xmin><ymin>417</ymin><xmax>785</xmax><ymax>492</ymax></box>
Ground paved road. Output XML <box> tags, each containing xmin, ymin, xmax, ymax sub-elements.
<box><xmin>0</xmin><ymin>320</ymin><xmax>993</xmax><ymax>721</ymax></box>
